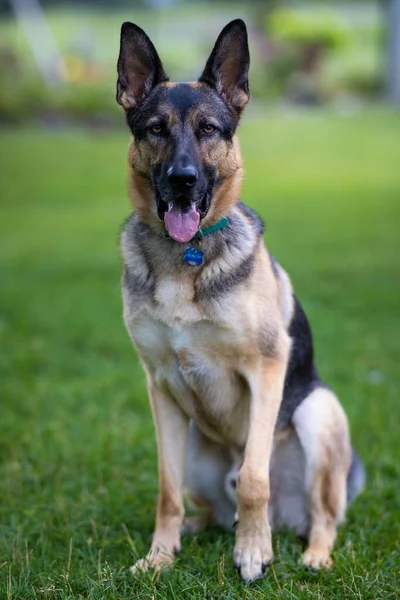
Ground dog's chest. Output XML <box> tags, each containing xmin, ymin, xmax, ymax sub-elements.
<box><xmin>126</xmin><ymin>286</ymin><xmax>251</xmax><ymax>446</ymax></box>
<box><xmin>152</xmin><ymin>275</ymin><xmax>203</xmax><ymax>324</ymax></box>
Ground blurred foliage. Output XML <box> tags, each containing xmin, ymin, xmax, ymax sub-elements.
<box><xmin>269</xmin><ymin>8</ymin><xmax>349</xmax><ymax>49</ymax></box>
<box><xmin>261</xmin><ymin>6</ymin><xmax>383</xmax><ymax>103</ymax></box>
<box><xmin>0</xmin><ymin>46</ymin><xmax>118</xmax><ymax>124</ymax></box>
<box><xmin>0</xmin><ymin>47</ymin><xmax>45</xmax><ymax>124</ymax></box>
<box><xmin>0</xmin><ymin>3</ymin><xmax>386</xmax><ymax>123</ymax></box>
<box><xmin>0</xmin><ymin>0</ymin><xmax>144</xmax><ymax>15</ymax></box>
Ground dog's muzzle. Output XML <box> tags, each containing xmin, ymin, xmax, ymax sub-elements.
<box><xmin>156</xmin><ymin>164</ymin><xmax>211</xmax><ymax>242</ymax></box>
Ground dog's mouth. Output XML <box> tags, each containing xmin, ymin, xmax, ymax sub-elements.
<box><xmin>156</xmin><ymin>191</ymin><xmax>211</xmax><ymax>243</ymax></box>
<box><xmin>164</xmin><ymin>203</ymin><xmax>200</xmax><ymax>243</ymax></box>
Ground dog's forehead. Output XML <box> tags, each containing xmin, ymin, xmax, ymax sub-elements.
<box><xmin>152</xmin><ymin>82</ymin><xmax>226</xmax><ymax>117</ymax></box>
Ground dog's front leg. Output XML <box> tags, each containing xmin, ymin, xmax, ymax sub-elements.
<box><xmin>132</xmin><ymin>374</ymin><xmax>189</xmax><ymax>574</ymax></box>
<box><xmin>234</xmin><ymin>347</ymin><xmax>289</xmax><ymax>582</ymax></box>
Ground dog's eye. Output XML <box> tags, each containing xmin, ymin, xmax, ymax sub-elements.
<box><xmin>150</xmin><ymin>124</ymin><xmax>162</xmax><ymax>135</ymax></box>
<box><xmin>202</xmin><ymin>124</ymin><xmax>216</xmax><ymax>135</ymax></box>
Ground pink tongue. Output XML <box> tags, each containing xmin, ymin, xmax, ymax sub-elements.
<box><xmin>164</xmin><ymin>205</ymin><xmax>200</xmax><ymax>243</ymax></box>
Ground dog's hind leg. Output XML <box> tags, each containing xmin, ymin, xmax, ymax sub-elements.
<box><xmin>292</xmin><ymin>386</ymin><xmax>352</xmax><ymax>569</ymax></box>
<box><xmin>184</xmin><ymin>421</ymin><xmax>236</xmax><ymax>532</ymax></box>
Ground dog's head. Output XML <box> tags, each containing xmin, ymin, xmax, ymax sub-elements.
<box><xmin>117</xmin><ymin>20</ymin><xmax>250</xmax><ymax>242</ymax></box>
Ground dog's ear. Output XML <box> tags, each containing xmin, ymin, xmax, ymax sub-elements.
<box><xmin>116</xmin><ymin>22</ymin><xmax>168</xmax><ymax>111</ymax></box>
<box><xmin>199</xmin><ymin>19</ymin><xmax>250</xmax><ymax>114</ymax></box>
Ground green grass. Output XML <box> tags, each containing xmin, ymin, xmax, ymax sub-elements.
<box><xmin>1</xmin><ymin>109</ymin><xmax>400</xmax><ymax>599</ymax></box>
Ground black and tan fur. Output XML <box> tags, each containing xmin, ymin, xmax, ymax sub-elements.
<box><xmin>116</xmin><ymin>20</ymin><xmax>364</xmax><ymax>581</ymax></box>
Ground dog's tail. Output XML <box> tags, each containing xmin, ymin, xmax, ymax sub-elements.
<box><xmin>347</xmin><ymin>449</ymin><xmax>365</xmax><ymax>504</ymax></box>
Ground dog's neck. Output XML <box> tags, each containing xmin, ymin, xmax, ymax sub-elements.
<box><xmin>127</xmin><ymin>202</ymin><xmax>263</xmax><ymax>280</ymax></box>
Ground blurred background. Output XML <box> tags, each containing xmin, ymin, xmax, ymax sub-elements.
<box><xmin>0</xmin><ymin>0</ymin><xmax>400</xmax><ymax>123</ymax></box>
<box><xmin>0</xmin><ymin>1</ymin><xmax>400</xmax><ymax>597</ymax></box>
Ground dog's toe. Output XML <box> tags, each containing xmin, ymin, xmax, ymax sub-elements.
<box><xmin>262</xmin><ymin>559</ymin><xmax>272</xmax><ymax>573</ymax></box>
<box><xmin>233</xmin><ymin>532</ymin><xmax>273</xmax><ymax>582</ymax></box>
<box><xmin>130</xmin><ymin>548</ymin><xmax>175</xmax><ymax>575</ymax></box>
<box><xmin>302</xmin><ymin>548</ymin><xmax>333</xmax><ymax>570</ymax></box>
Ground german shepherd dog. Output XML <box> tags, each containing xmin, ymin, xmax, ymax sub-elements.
<box><xmin>116</xmin><ymin>20</ymin><xmax>364</xmax><ymax>581</ymax></box>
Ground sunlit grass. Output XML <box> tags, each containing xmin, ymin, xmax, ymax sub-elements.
<box><xmin>0</xmin><ymin>109</ymin><xmax>399</xmax><ymax>598</ymax></box>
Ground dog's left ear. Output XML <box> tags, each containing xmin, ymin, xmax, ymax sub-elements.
<box><xmin>199</xmin><ymin>19</ymin><xmax>250</xmax><ymax>115</ymax></box>
<box><xmin>116</xmin><ymin>22</ymin><xmax>168</xmax><ymax>111</ymax></box>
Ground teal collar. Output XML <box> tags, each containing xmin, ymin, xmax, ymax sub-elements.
<box><xmin>195</xmin><ymin>216</ymin><xmax>229</xmax><ymax>239</ymax></box>
<box><xmin>182</xmin><ymin>217</ymin><xmax>228</xmax><ymax>266</ymax></box>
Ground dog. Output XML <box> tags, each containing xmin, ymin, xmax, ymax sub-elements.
<box><xmin>116</xmin><ymin>19</ymin><xmax>365</xmax><ymax>582</ymax></box>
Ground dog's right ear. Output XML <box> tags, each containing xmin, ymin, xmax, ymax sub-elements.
<box><xmin>116</xmin><ymin>22</ymin><xmax>168</xmax><ymax>111</ymax></box>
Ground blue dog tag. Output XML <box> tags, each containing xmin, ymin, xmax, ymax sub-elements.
<box><xmin>183</xmin><ymin>247</ymin><xmax>204</xmax><ymax>266</ymax></box>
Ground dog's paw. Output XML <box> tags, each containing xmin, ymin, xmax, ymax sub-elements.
<box><xmin>302</xmin><ymin>548</ymin><xmax>333</xmax><ymax>570</ymax></box>
<box><xmin>130</xmin><ymin>547</ymin><xmax>175</xmax><ymax>575</ymax></box>
<box><xmin>233</xmin><ymin>530</ymin><xmax>272</xmax><ymax>582</ymax></box>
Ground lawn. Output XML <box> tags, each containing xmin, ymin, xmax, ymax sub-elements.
<box><xmin>0</xmin><ymin>109</ymin><xmax>399</xmax><ymax>599</ymax></box>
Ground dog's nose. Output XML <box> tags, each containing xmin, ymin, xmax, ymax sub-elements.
<box><xmin>168</xmin><ymin>165</ymin><xmax>198</xmax><ymax>188</ymax></box>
